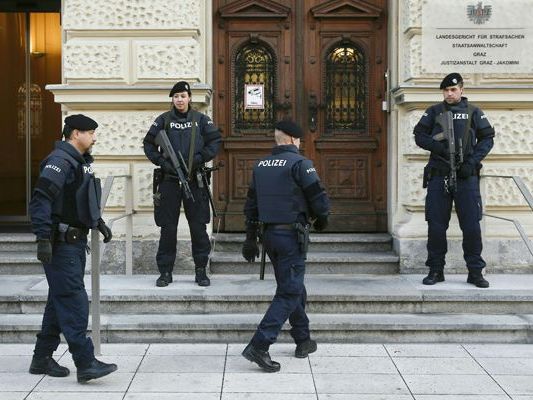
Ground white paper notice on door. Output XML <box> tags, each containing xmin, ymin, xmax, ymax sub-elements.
<box><xmin>244</xmin><ymin>84</ymin><xmax>264</xmax><ymax>109</ymax></box>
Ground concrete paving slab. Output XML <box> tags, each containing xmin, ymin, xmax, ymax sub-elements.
<box><xmin>393</xmin><ymin>357</ymin><xmax>486</xmax><ymax>375</ymax></box>
<box><xmin>0</xmin><ymin>355</ymin><xmax>32</xmax><ymax>372</ymax></box>
<box><xmin>139</xmin><ymin>355</ymin><xmax>225</xmax><ymax>373</ymax></box>
<box><xmin>128</xmin><ymin>372</ymin><xmax>223</xmax><ymax>392</ymax></box>
<box><xmin>386</xmin><ymin>344</ymin><xmax>470</xmax><ymax>358</ymax></box>
<box><xmin>310</xmin><ymin>356</ymin><xmax>397</xmax><ymax>374</ymax></box>
<box><xmin>465</xmin><ymin>344</ymin><xmax>533</xmax><ymax>358</ymax></box>
<box><xmin>318</xmin><ymin>396</ymin><xmax>414</xmax><ymax>400</ymax></box>
<box><xmin>223</xmin><ymin>395</ymin><xmax>318</xmax><ymax>400</ymax></box>
<box><xmin>226</xmin><ymin>355</ymin><xmax>311</xmax><ymax>374</ymax></box>
<box><xmin>125</xmin><ymin>394</ymin><xmax>220</xmax><ymax>400</ymax></box>
<box><xmin>413</xmin><ymin>396</ymin><xmax>509</xmax><ymax>400</ymax></box>
<box><xmin>223</xmin><ymin>372</ymin><xmax>315</xmax><ymax>393</ymax></box>
<box><xmin>91</xmin><ymin>343</ymin><xmax>149</xmax><ymax>356</ymax></box>
<box><xmin>311</xmin><ymin>344</ymin><xmax>388</xmax><ymax>357</ymax></box>
<box><xmin>476</xmin><ymin>357</ymin><xmax>533</xmax><ymax>375</ymax></box>
<box><xmin>34</xmin><ymin>372</ymin><xmax>133</xmax><ymax>392</ymax></box>
<box><xmin>26</xmin><ymin>393</ymin><xmax>124</xmax><ymax>400</ymax></box>
<box><xmin>404</xmin><ymin>374</ymin><xmax>506</xmax><ymax>395</ymax></box>
<box><xmin>0</xmin><ymin>344</ymin><xmax>63</xmax><ymax>356</ymax></box>
<box><xmin>513</xmin><ymin>397</ymin><xmax>533</xmax><ymax>400</ymax></box>
<box><xmin>145</xmin><ymin>343</ymin><xmax>227</xmax><ymax>356</ymax></box>
<box><xmin>492</xmin><ymin>375</ymin><xmax>533</xmax><ymax>395</ymax></box>
<box><xmin>0</xmin><ymin>393</ymin><xmax>26</xmax><ymax>400</ymax></box>
<box><xmin>0</xmin><ymin>372</ymin><xmax>43</xmax><ymax>391</ymax></box>
<box><xmin>314</xmin><ymin>373</ymin><xmax>409</xmax><ymax>394</ymax></box>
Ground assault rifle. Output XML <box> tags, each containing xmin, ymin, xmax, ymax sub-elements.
<box><xmin>434</xmin><ymin>111</ymin><xmax>463</xmax><ymax>194</ymax></box>
<box><xmin>196</xmin><ymin>161</ymin><xmax>224</xmax><ymax>218</ymax></box>
<box><xmin>154</xmin><ymin>129</ymin><xmax>195</xmax><ymax>201</ymax></box>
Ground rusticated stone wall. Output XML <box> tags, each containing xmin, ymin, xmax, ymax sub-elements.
<box><xmin>395</xmin><ymin>0</ymin><xmax>533</xmax><ymax>272</ymax></box>
<box><xmin>58</xmin><ymin>0</ymin><xmax>209</xmax><ymax>273</ymax></box>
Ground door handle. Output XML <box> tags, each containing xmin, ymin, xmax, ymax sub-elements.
<box><xmin>308</xmin><ymin>92</ymin><xmax>319</xmax><ymax>132</ymax></box>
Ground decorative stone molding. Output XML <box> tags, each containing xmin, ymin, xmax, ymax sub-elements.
<box><xmin>134</xmin><ymin>164</ymin><xmax>157</xmax><ymax>208</ymax></box>
<box><xmin>134</xmin><ymin>39</ymin><xmax>201</xmax><ymax>81</ymax></box>
<box><xmin>64</xmin><ymin>41</ymin><xmax>127</xmax><ymax>81</ymax></box>
<box><xmin>400</xmin><ymin>163</ymin><xmax>425</xmax><ymax>206</ymax></box>
<box><xmin>482</xmin><ymin>167</ymin><xmax>533</xmax><ymax>207</ymax></box>
<box><xmin>400</xmin><ymin>0</ymin><xmax>422</xmax><ymax>32</ymax></box>
<box><xmin>78</xmin><ymin>111</ymin><xmax>162</xmax><ymax>156</ymax></box>
<box><xmin>63</xmin><ymin>0</ymin><xmax>201</xmax><ymax>30</ymax></box>
<box><xmin>92</xmin><ymin>163</ymin><xmax>130</xmax><ymax>208</ymax></box>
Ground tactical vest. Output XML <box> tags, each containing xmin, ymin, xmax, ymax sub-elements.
<box><xmin>48</xmin><ymin>148</ymin><xmax>102</xmax><ymax>229</ymax></box>
<box><xmin>254</xmin><ymin>151</ymin><xmax>309</xmax><ymax>224</ymax></box>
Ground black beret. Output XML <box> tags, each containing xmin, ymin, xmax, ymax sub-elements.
<box><xmin>440</xmin><ymin>73</ymin><xmax>463</xmax><ymax>89</ymax></box>
<box><xmin>275</xmin><ymin>120</ymin><xmax>303</xmax><ymax>138</ymax></box>
<box><xmin>169</xmin><ymin>81</ymin><xmax>191</xmax><ymax>97</ymax></box>
<box><xmin>64</xmin><ymin>114</ymin><xmax>98</xmax><ymax>131</ymax></box>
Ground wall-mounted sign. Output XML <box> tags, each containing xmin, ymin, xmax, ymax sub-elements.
<box><xmin>422</xmin><ymin>0</ymin><xmax>533</xmax><ymax>73</ymax></box>
<box><xmin>245</xmin><ymin>84</ymin><xmax>264</xmax><ymax>109</ymax></box>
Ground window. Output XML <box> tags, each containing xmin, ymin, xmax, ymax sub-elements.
<box><xmin>325</xmin><ymin>42</ymin><xmax>367</xmax><ymax>134</ymax></box>
<box><xmin>233</xmin><ymin>42</ymin><xmax>276</xmax><ymax>132</ymax></box>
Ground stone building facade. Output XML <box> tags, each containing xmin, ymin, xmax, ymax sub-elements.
<box><xmin>46</xmin><ymin>0</ymin><xmax>533</xmax><ymax>273</ymax></box>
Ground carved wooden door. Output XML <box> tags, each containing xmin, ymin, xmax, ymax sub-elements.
<box><xmin>213</xmin><ymin>0</ymin><xmax>388</xmax><ymax>232</ymax></box>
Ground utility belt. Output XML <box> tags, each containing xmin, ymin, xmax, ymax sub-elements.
<box><xmin>53</xmin><ymin>223</ymin><xmax>89</xmax><ymax>244</ymax></box>
<box><xmin>423</xmin><ymin>165</ymin><xmax>478</xmax><ymax>188</ymax></box>
<box><xmin>263</xmin><ymin>222</ymin><xmax>310</xmax><ymax>258</ymax></box>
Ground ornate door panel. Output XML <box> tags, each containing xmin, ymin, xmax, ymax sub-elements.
<box><xmin>213</xmin><ymin>0</ymin><xmax>388</xmax><ymax>232</ymax></box>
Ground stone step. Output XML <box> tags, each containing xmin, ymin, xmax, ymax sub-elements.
<box><xmin>214</xmin><ymin>233</ymin><xmax>393</xmax><ymax>253</ymax></box>
<box><xmin>210</xmin><ymin>251</ymin><xmax>400</xmax><ymax>274</ymax></box>
<box><xmin>3</xmin><ymin>274</ymin><xmax>533</xmax><ymax>315</ymax></box>
<box><xmin>0</xmin><ymin>253</ymin><xmax>42</xmax><ymax>274</ymax></box>
<box><xmin>0</xmin><ymin>312</ymin><xmax>530</xmax><ymax>343</ymax></box>
<box><xmin>0</xmin><ymin>234</ymin><xmax>36</xmax><ymax>252</ymax></box>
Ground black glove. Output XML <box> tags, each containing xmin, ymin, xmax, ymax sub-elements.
<box><xmin>458</xmin><ymin>161</ymin><xmax>475</xmax><ymax>179</ymax></box>
<box><xmin>313</xmin><ymin>215</ymin><xmax>329</xmax><ymax>232</ymax></box>
<box><xmin>242</xmin><ymin>221</ymin><xmax>259</xmax><ymax>262</ymax></box>
<box><xmin>97</xmin><ymin>218</ymin><xmax>113</xmax><ymax>243</ymax></box>
<box><xmin>242</xmin><ymin>240</ymin><xmax>259</xmax><ymax>263</ymax></box>
<box><xmin>37</xmin><ymin>238</ymin><xmax>52</xmax><ymax>264</ymax></box>
<box><xmin>432</xmin><ymin>141</ymin><xmax>449</xmax><ymax>160</ymax></box>
<box><xmin>160</xmin><ymin>159</ymin><xmax>175</xmax><ymax>175</ymax></box>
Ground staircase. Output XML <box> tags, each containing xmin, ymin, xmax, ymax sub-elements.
<box><xmin>1</xmin><ymin>232</ymin><xmax>533</xmax><ymax>344</ymax></box>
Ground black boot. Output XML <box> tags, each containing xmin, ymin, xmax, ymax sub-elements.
<box><xmin>77</xmin><ymin>358</ymin><xmax>117</xmax><ymax>383</ymax></box>
<box><xmin>422</xmin><ymin>269</ymin><xmax>445</xmax><ymax>285</ymax></box>
<box><xmin>242</xmin><ymin>343</ymin><xmax>280</xmax><ymax>372</ymax></box>
<box><xmin>467</xmin><ymin>269</ymin><xmax>489</xmax><ymax>288</ymax></box>
<box><xmin>29</xmin><ymin>355</ymin><xmax>70</xmax><ymax>377</ymax></box>
<box><xmin>156</xmin><ymin>272</ymin><xmax>173</xmax><ymax>287</ymax></box>
<box><xmin>295</xmin><ymin>339</ymin><xmax>317</xmax><ymax>358</ymax></box>
<box><xmin>195</xmin><ymin>266</ymin><xmax>210</xmax><ymax>287</ymax></box>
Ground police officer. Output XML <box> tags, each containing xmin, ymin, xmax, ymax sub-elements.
<box><xmin>414</xmin><ymin>73</ymin><xmax>495</xmax><ymax>288</ymax></box>
<box><xmin>29</xmin><ymin>114</ymin><xmax>117</xmax><ymax>383</ymax></box>
<box><xmin>143</xmin><ymin>81</ymin><xmax>222</xmax><ymax>287</ymax></box>
<box><xmin>241</xmin><ymin>120</ymin><xmax>330</xmax><ymax>372</ymax></box>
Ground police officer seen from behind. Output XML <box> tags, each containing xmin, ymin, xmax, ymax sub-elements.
<box><xmin>29</xmin><ymin>114</ymin><xmax>117</xmax><ymax>383</ymax></box>
<box><xmin>414</xmin><ymin>73</ymin><xmax>495</xmax><ymax>288</ymax></box>
<box><xmin>143</xmin><ymin>81</ymin><xmax>222</xmax><ymax>287</ymax></box>
<box><xmin>241</xmin><ymin>120</ymin><xmax>330</xmax><ymax>372</ymax></box>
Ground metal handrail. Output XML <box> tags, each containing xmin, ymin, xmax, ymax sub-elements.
<box><xmin>90</xmin><ymin>174</ymin><xmax>135</xmax><ymax>355</ymax></box>
<box><xmin>480</xmin><ymin>174</ymin><xmax>533</xmax><ymax>258</ymax></box>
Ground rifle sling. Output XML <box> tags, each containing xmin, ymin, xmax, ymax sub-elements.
<box><xmin>187</xmin><ymin>111</ymin><xmax>198</xmax><ymax>179</ymax></box>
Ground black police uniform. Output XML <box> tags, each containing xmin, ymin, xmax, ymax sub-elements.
<box><xmin>242</xmin><ymin>122</ymin><xmax>330</xmax><ymax>370</ymax></box>
<box><xmin>143</xmin><ymin>86</ymin><xmax>221</xmax><ymax>285</ymax></box>
<box><xmin>29</xmin><ymin>118</ymin><xmax>104</xmax><ymax>372</ymax></box>
<box><xmin>414</xmin><ymin>75</ymin><xmax>495</xmax><ymax>284</ymax></box>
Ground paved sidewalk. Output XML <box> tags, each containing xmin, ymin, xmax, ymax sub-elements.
<box><xmin>1</xmin><ymin>343</ymin><xmax>533</xmax><ymax>399</ymax></box>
